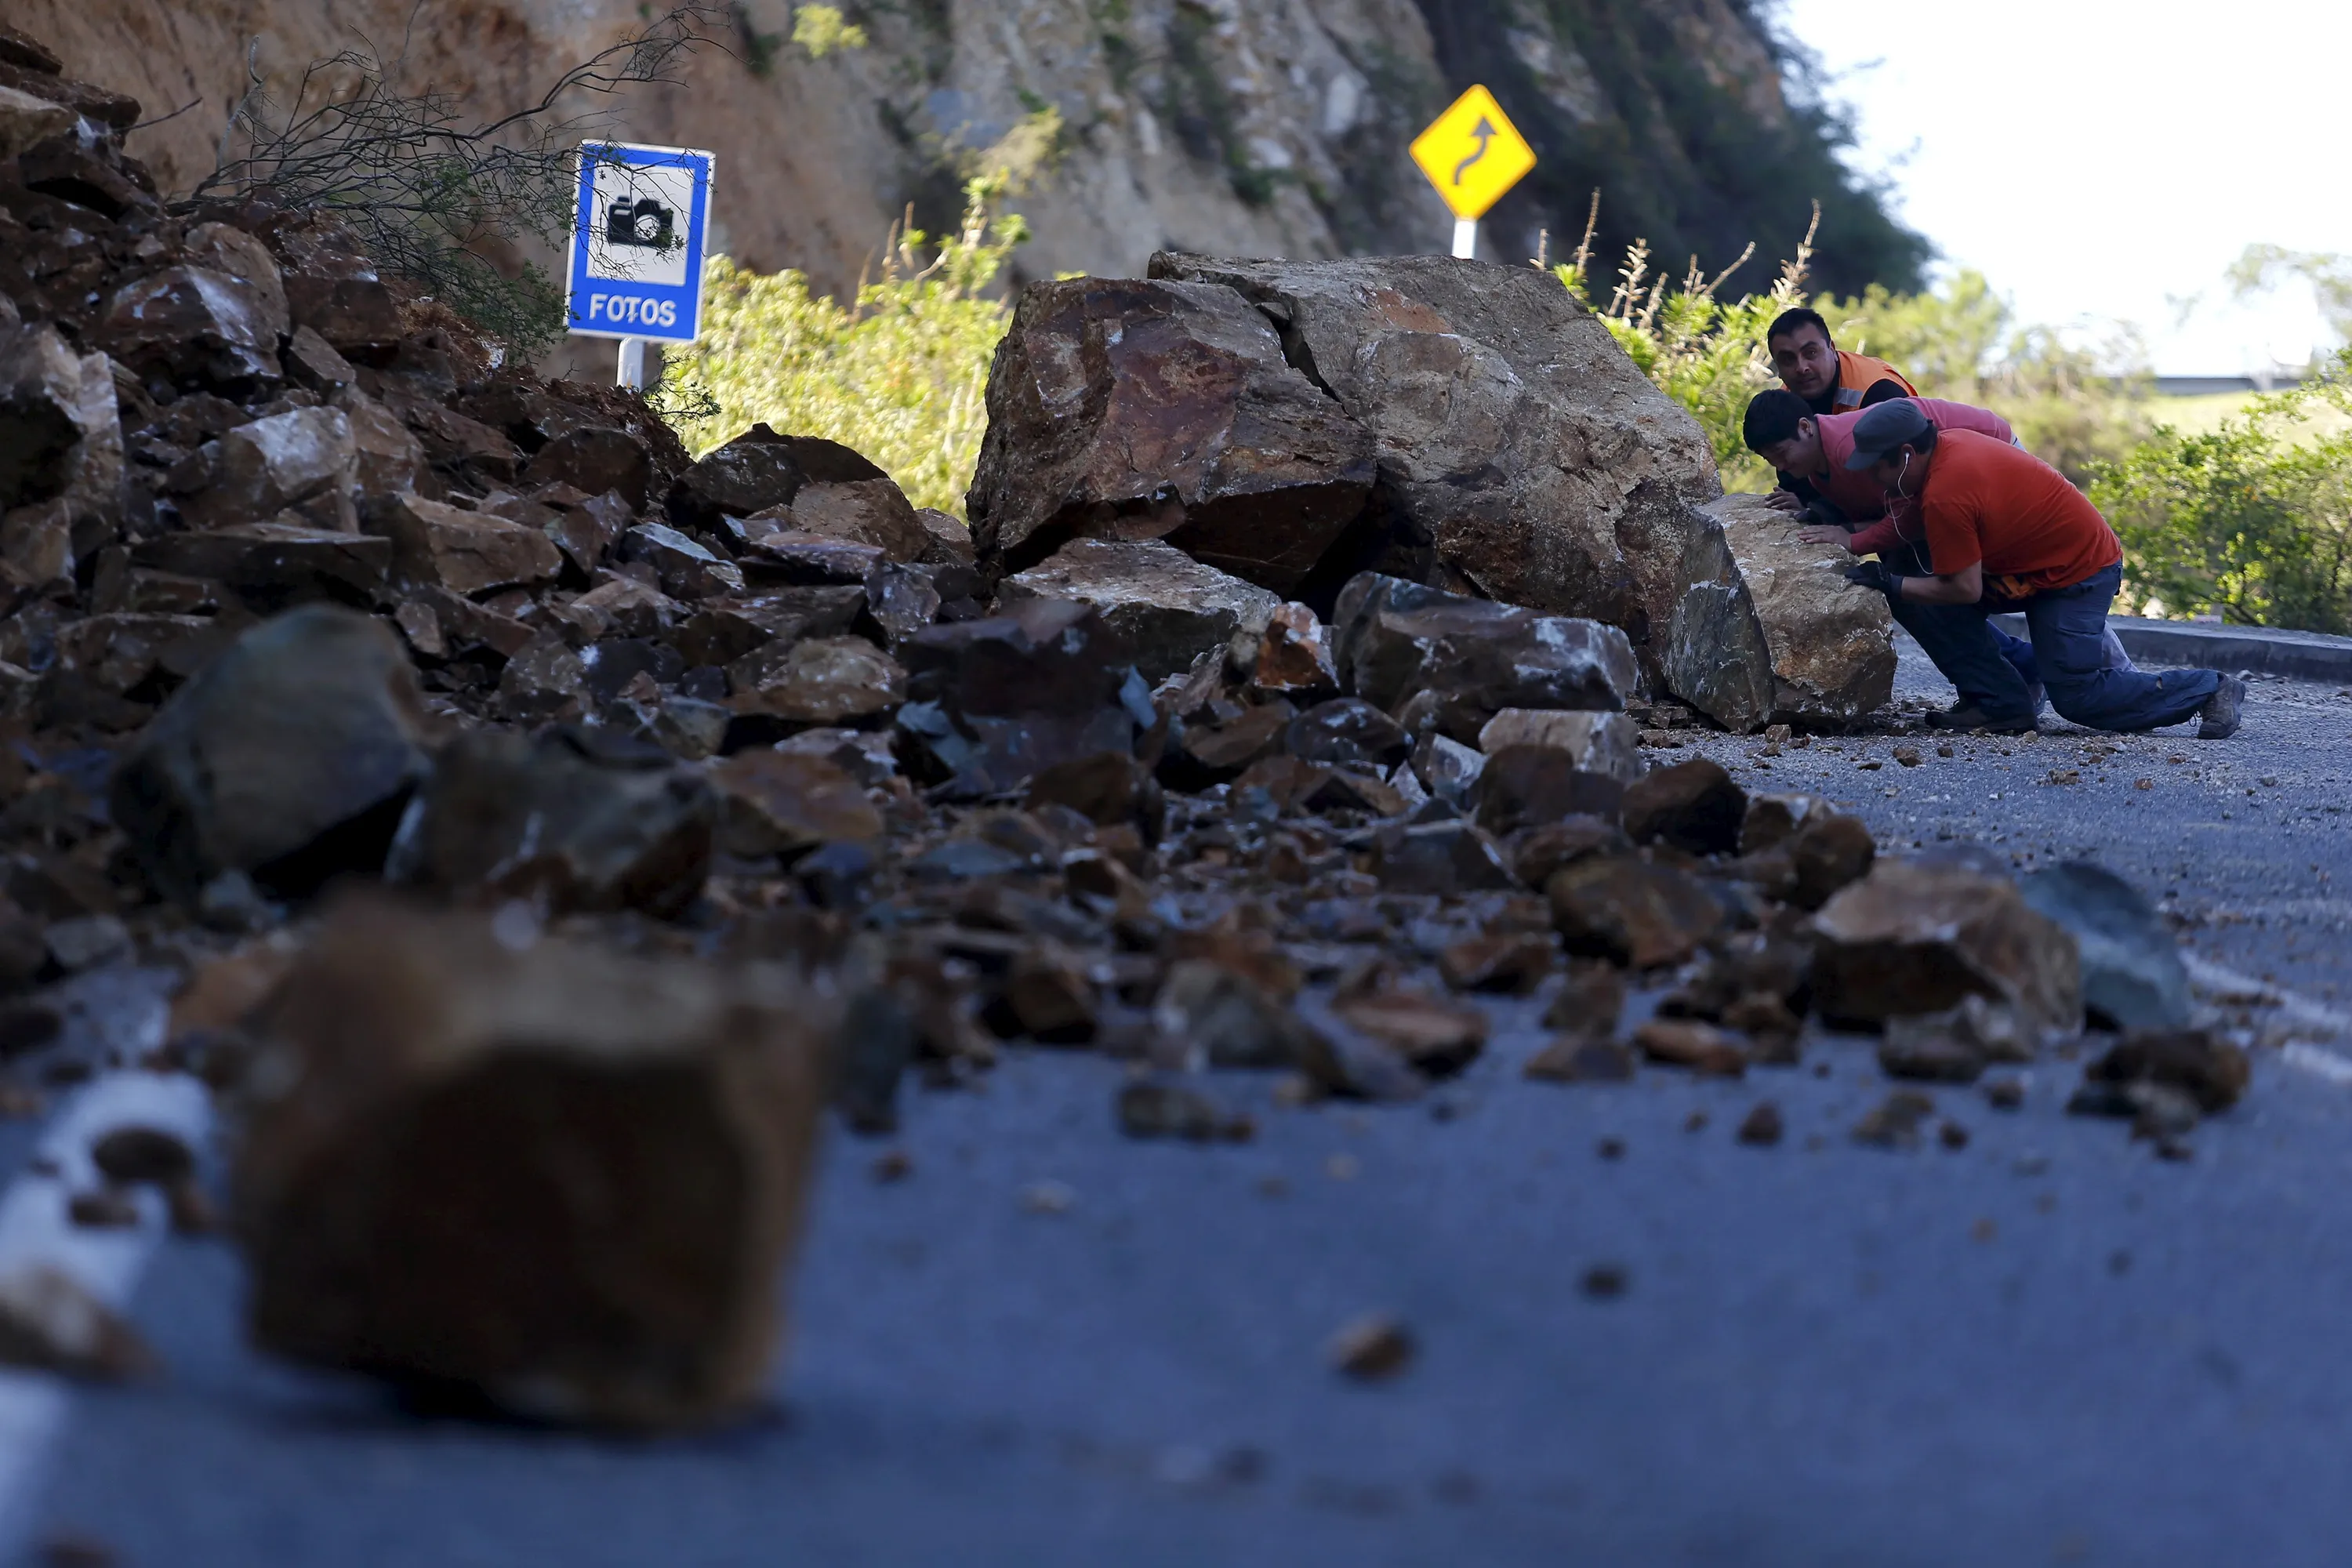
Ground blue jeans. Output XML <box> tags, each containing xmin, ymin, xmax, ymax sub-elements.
<box><xmin>1890</xmin><ymin>562</ymin><xmax>2220</xmax><ymax>731</ymax></box>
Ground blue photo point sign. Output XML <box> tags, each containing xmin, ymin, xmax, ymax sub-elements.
<box><xmin>565</xmin><ymin>140</ymin><xmax>714</xmax><ymax>343</ymax></box>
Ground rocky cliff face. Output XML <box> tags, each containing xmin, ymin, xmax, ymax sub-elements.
<box><xmin>15</xmin><ymin>0</ymin><xmax>1917</xmax><ymax>314</ymax></box>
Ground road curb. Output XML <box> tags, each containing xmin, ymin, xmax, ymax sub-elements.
<box><xmin>1987</xmin><ymin>613</ymin><xmax>2352</xmax><ymax>684</ymax></box>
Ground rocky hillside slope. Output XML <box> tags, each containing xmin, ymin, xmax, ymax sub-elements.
<box><xmin>15</xmin><ymin>0</ymin><xmax>1920</xmax><ymax>307</ymax></box>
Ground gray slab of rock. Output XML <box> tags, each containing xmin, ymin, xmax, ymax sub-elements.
<box><xmin>1666</xmin><ymin>493</ymin><xmax>1896</xmax><ymax>733</ymax></box>
<box><xmin>109</xmin><ymin>604</ymin><xmax>430</xmax><ymax>900</ymax></box>
<box><xmin>1149</xmin><ymin>252</ymin><xmax>1720</xmax><ymax>673</ymax></box>
<box><xmin>1003</xmin><ymin>538</ymin><xmax>1280</xmax><ymax>681</ymax></box>
<box><xmin>967</xmin><ymin>275</ymin><xmax>1377</xmax><ymax>596</ymax></box>
<box><xmin>234</xmin><ymin>897</ymin><xmax>833</xmax><ymax>1430</ymax></box>
<box><xmin>2020</xmin><ymin>862</ymin><xmax>2194</xmax><ymax>1032</ymax></box>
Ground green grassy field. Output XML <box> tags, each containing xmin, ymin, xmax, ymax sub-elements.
<box><xmin>2151</xmin><ymin>390</ymin><xmax>2352</xmax><ymax>441</ymax></box>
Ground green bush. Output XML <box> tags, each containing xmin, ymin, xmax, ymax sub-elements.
<box><xmin>657</xmin><ymin>180</ymin><xmax>1026</xmax><ymax>517</ymax></box>
<box><xmin>2091</xmin><ymin>353</ymin><xmax>2352</xmax><ymax>632</ymax></box>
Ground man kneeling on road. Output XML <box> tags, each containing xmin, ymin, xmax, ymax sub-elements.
<box><xmin>1836</xmin><ymin>398</ymin><xmax>2245</xmax><ymax>739</ymax></box>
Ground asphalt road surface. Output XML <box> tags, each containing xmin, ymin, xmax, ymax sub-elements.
<box><xmin>16</xmin><ymin>638</ymin><xmax>2352</xmax><ymax>1568</ymax></box>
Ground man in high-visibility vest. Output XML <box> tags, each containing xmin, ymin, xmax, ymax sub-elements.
<box><xmin>1766</xmin><ymin>307</ymin><xmax>1915</xmax><ymax>417</ymax></box>
<box><xmin>1836</xmin><ymin>399</ymin><xmax>2243</xmax><ymax>739</ymax></box>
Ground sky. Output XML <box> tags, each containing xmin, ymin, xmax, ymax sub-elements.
<box><xmin>1777</xmin><ymin>0</ymin><xmax>2352</xmax><ymax>375</ymax></box>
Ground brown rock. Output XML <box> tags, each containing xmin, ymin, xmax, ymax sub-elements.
<box><xmin>623</xmin><ymin>523</ymin><xmax>746</xmax><ymax>601</ymax></box>
<box><xmin>1370</xmin><ymin>818</ymin><xmax>1515</xmax><ymax>896</ymax></box>
<box><xmin>1330</xmin><ymin>965</ymin><xmax>1488</xmax><ymax>1077</ymax></box>
<box><xmin>1331</xmin><ymin>573</ymin><xmax>1639</xmax><ymax>743</ymax></box>
<box><xmin>522</xmin><ymin>426</ymin><xmax>652</xmax><ymax>512</ymax></box>
<box><xmin>234</xmin><ymin>898</ymin><xmax>832</xmax><ymax>1428</ymax></box>
<box><xmin>1548</xmin><ymin>856</ymin><xmax>1726</xmax><ymax>970</ymax></box>
<box><xmin>1286</xmin><ymin>697</ymin><xmax>1410</xmax><ymax>771</ymax></box>
<box><xmin>0</xmin><ymin>1266</ymin><xmax>157</xmax><ymax>1381</ymax></box>
<box><xmin>668</xmin><ymin>426</ymin><xmax>887</xmax><ymax>534</ymax></box>
<box><xmin>982</xmin><ymin>942</ymin><xmax>1099</xmax><ymax>1044</ymax></box>
<box><xmin>0</xmin><ymin>83</ymin><xmax>73</xmax><ymax>161</ymax></box>
<box><xmin>739</xmin><ymin>530</ymin><xmax>878</xmax><ymax>588</ymax></box>
<box><xmin>1523</xmin><ymin>1035</ymin><xmax>1635</xmax><ymax>1082</ymax></box>
<box><xmin>894</xmin><ymin>598</ymin><xmax>1147</xmax><ymax>794</ymax></box>
<box><xmin>1812</xmin><ymin>860</ymin><xmax>2082</xmax><ymax>1033</ymax></box>
<box><xmin>1475</xmin><ymin>709</ymin><xmax>1645</xmax><ymax>782</ymax></box>
<box><xmin>2081</xmin><ymin>1029</ymin><xmax>2250</xmax><ymax>1115</ymax></box>
<box><xmin>1473</xmin><ymin>748</ymin><xmax>1628</xmax><ymax>837</ymax></box>
<box><xmin>1621</xmin><ymin>758</ymin><xmax>1746</xmax><ymax>858</ymax></box>
<box><xmin>1736</xmin><ymin>1102</ymin><xmax>1784</xmax><ymax>1145</ymax></box>
<box><xmin>1000</xmin><ymin>537</ymin><xmax>1281</xmax><ymax>679</ymax></box>
<box><xmin>332</xmin><ymin>390</ymin><xmax>430</xmax><ymax>498</ymax></box>
<box><xmin>1853</xmin><ymin>1090</ymin><xmax>1937</xmax><ymax>1150</ymax></box>
<box><xmin>1151</xmin><ymin>959</ymin><xmax>1325</xmax><ymax>1070</ymax></box>
<box><xmin>1117</xmin><ymin>1080</ymin><xmax>1252</xmax><ymax>1142</ymax></box>
<box><xmin>1507</xmin><ymin>815</ymin><xmax>1631</xmax><ymax>888</ymax></box>
<box><xmin>1</xmin><ymin>326</ymin><xmax>116</xmax><ymax>532</ymax></box>
<box><xmin>1023</xmin><ymin>751</ymin><xmax>1164</xmax><ymax>842</ymax></box>
<box><xmin>187</xmin><ymin>408</ymin><xmax>358</xmax><ymax>531</ymax></box>
<box><xmin>709</xmin><ymin>752</ymin><xmax>883</xmax><ymax>860</ymax></box>
<box><xmin>134</xmin><ymin>522</ymin><xmax>390</xmax><ymax>614</ymax></box>
<box><xmin>281</xmin><ymin>325</ymin><xmax>357</xmax><ymax>393</ymax></box>
<box><xmin>110</xmin><ymin>605</ymin><xmax>429</xmax><ymax>900</ymax></box>
<box><xmin>98</xmin><ymin>267</ymin><xmax>282</xmax><ymax>390</ymax></box>
<box><xmin>914</xmin><ymin>507</ymin><xmax>974</xmax><ymax>565</ymax></box>
<box><xmin>495</xmin><ymin>635</ymin><xmax>588</xmax><ymax>725</ymax></box>
<box><xmin>1634</xmin><ymin>1018</ymin><xmax>1747</xmax><ymax>1076</ymax></box>
<box><xmin>1160</xmin><ymin>702</ymin><xmax>1290</xmax><ymax>790</ymax></box>
<box><xmin>390</xmin><ymin>728</ymin><xmax>714</xmax><ymax>919</ymax></box>
<box><xmin>967</xmin><ymin>275</ymin><xmax>1377</xmax><ymax>594</ymax></box>
<box><xmin>764</xmin><ymin>477</ymin><xmax>927</xmax><ymax>564</ymax></box>
<box><xmin>727</xmin><ymin>636</ymin><xmax>904</xmax><ymax>725</ymax></box>
<box><xmin>1327</xmin><ymin>1314</ymin><xmax>1415</xmax><ymax>1381</ymax></box>
<box><xmin>365</xmin><ymin>495</ymin><xmax>562</xmax><ymax>595</ymax></box>
<box><xmin>1437</xmin><ymin>931</ymin><xmax>1556</xmax><ymax>994</ymax></box>
<box><xmin>1666</xmin><ymin>495</ymin><xmax>1897</xmax><ymax>733</ymax></box>
<box><xmin>1252</xmin><ymin>601</ymin><xmax>1338</xmax><ymax>698</ymax></box>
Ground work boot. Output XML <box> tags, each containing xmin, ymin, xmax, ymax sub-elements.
<box><xmin>2197</xmin><ymin>673</ymin><xmax>2247</xmax><ymax>739</ymax></box>
<box><xmin>1924</xmin><ymin>704</ymin><xmax>2036</xmax><ymax>735</ymax></box>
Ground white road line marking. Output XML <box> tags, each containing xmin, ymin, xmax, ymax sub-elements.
<box><xmin>0</xmin><ymin>1067</ymin><xmax>212</xmax><ymax>1548</ymax></box>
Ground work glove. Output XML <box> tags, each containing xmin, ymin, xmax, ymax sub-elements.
<box><xmin>1842</xmin><ymin>561</ymin><xmax>1904</xmax><ymax>598</ymax></box>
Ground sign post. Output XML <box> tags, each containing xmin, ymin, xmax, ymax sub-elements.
<box><xmin>565</xmin><ymin>141</ymin><xmax>717</xmax><ymax>387</ymax></box>
<box><xmin>1408</xmin><ymin>86</ymin><xmax>1535</xmax><ymax>260</ymax></box>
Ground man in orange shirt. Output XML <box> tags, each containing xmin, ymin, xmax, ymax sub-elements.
<box><xmin>1766</xmin><ymin>308</ymin><xmax>1916</xmax><ymax>418</ymax></box>
<box><xmin>1839</xmin><ymin>400</ymin><xmax>2243</xmax><ymax>737</ymax></box>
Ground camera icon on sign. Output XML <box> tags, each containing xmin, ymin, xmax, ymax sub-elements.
<box><xmin>605</xmin><ymin>196</ymin><xmax>675</xmax><ymax>249</ymax></box>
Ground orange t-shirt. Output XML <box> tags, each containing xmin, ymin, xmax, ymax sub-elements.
<box><xmin>1915</xmin><ymin>429</ymin><xmax>2122</xmax><ymax>597</ymax></box>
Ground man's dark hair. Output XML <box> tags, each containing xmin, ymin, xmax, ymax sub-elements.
<box><xmin>1766</xmin><ymin>307</ymin><xmax>1834</xmax><ymax>350</ymax></box>
<box><xmin>1741</xmin><ymin>389</ymin><xmax>1813</xmax><ymax>453</ymax></box>
<box><xmin>1909</xmin><ymin>423</ymin><xmax>1939</xmax><ymax>455</ymax></box>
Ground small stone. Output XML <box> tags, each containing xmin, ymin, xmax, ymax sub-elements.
<box><xmin>1596</xmin><ymin>1137</ymin><xmax>1625</xmax><ymax>1160</ymax></box>
<box><xmin>1853</xmin><ymin>1090</ymin><xmax>1936</xmax><ymax>1149</ymax></box>
<box><xmin>1937</xmin><ymin>742</ymin><xmax>1955</xmax><ymax>757</ymax></box>
<box><xmin>0</xmin><ymin>1266</ymin><xmax>157</xmax><ymax>1381</ymax></box>
<box><xmin>1893</xmin><ymin>746</ymin><xmax>1922</xmax><ymax>768</ymax></box>
<box><xmin>1581</xmin><ymin>1264</ymin><xmax>1628</xmax><ymax>1299</ymax></box>
<box><xmin>1327</xmin><ymin>1313</ymin><xmax>1415</xmax><ymax>1381</ymax></box>
<box><xmin>1634</xmin><ymin>1018</ymin><xmax>1746</xmax><ymax>1076</ymax></box>
<box><xmin>1938</xmin><ymin>1120</ymin><xmax>1971</xmax><ymax>1150</ymax></box>
<box><xmin>66</xmin><ymin>1190</ymin><xmax>139</xmax><ymax>1229</ymax></box>
<box><xmin>1523</xmin><ymin>1036</ymin><xmax>1635</xmax><ymax>1083</ymax></box>
<box><xmin>1548</xmin><ymin>856</ymin><xmax>1725</xmax><ymax>970</ymax></box>
<box><xmin>1812</xmin><ymin>859</ymin><xmax>2082</xmax><ymax>1033</ymax></box>
<box><xmin>1984</xmin><ymin>1079</ymin><xmax>2026</xmax><ymax>1110</ymax></box>
<box><xmin>1116</xmin><ymin>1080</ymin><xmax>1253</xmax><ymax>1142</ymax></box>
<box><xmin>1876</xmin><ymin>1027</ymin><xmax>1988</xmax><ymax>1084</ymax></box>
<box><xmin>1735</xmin><ymin>1102</ymin><xmax>1784</xmax><ymax>1145</ymax></box>
<box><xmin>1437</xmin><ymin>931</ymin><xmax>1556</xmax><ymax>994</ymax></box>
<box><xmin>90</xmin><ymin>1126</ymin><xmax>194</xmax><ymax>1187</ymax></box>
<box><xmin>1021</xmin><ymin>1180</ymin><xmax>1076</xmax><ymax>1214</ymax></box>
<box><xmin>871</xmin><ymin>1149</ymin><xmax>913</xmax><ymax>1184</ymax></box>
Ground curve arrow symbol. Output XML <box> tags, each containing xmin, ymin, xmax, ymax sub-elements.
<box><xmin>1452</xmin><ymin>117</ymin><xmax>1496</xmax><ymax>186</ymax></box>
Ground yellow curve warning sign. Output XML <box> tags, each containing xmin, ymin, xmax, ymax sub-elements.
<box><xmin>1410</xmin><ymin>85</ymin><xmax>1535</xmax><ymax>220</ymax></box>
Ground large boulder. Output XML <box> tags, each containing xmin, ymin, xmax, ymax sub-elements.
<box><xmin>1149</xmin><ymin>253</ymin><xmax>1720</xmax><ymax>665</ymax></box>
<box><xmin>1000</xmin><ymin>537</ymin><xmax>1282</xmax><ymax>680</ymax></box>
<box><xmin>966</xmin><ymin>276</ymin><xmax>1377</xmax><ymax>596</ymax></box>
<box><xmin>1665</xmin><ymin>494</ymin><xmax>1896</xmax><ymax>733</ymax></box>
<box><xmin>234</xmin><ymin>897</ymin><xmax>833</xmax><ymax>1430</ymax></box>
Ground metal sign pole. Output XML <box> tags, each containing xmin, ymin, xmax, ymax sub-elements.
<box><xmin>1452</xmin><ymin>219</ymin><xmax>1477</xmax><ymax>260</ymax></box>
<box><xmin>616</xmin><ymin>336</ymin><xmax>648</xmax><ymax>390</ymax></box>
